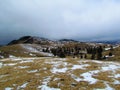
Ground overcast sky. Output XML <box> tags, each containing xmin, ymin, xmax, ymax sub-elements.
<box><xmin>0</xmin><ymin>0</ymin><xmax>120</xmax><ymax>44</ymax></box>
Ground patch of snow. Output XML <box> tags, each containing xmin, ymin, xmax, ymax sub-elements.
<box><xmin>29</xmin><ymin>53</ymin><xmax>36</xmax><ymax>56</ymax></box>
<box><xmin>39</xmin><ymin>52</ymin><xmax>54</xmax><ymax>57</ymax></box>
<box><xmin>51</xmin><ymin>67</ymin><xmax>68</xmax><ymax>73</ymax></box>
<box><xmin>4</xmin><ymin>63</ymin><xmax>17</xmax><ymax>66</ymax></box>
<box><xmin>113</xmin><ymin>46</ymin><xmax>119</xmax><ymax>49</ymax></box>
<box><xmin>113</xmin><ymin>80</ymin><xmax>120</xmax><ymax>84</ymax></box>
<box><xmin>0</xmin><ymin>62</ymin><xmax>3</xmax><ymax>68</ymax></box>
<box><xmin>18</xmin><ymin>66</ymin><xmax>30</xmax><ymax>69</ymax></box>
<box><xmin>105</xmin><ymin>55</ymin><xmax>115</xmax><ymax>58</ymax></box>
<box><xmin>5</xmin><ymin>87</ymin><xmax>13</xmax><ymax>90</ymax></box>
<box><xmin>71</xmin><ymin>64</ymin><xmax>89</xmax><ymax>70</ymax></box>
<box><xmin>46</xmin><ymin>61</ymin><xmax>61</xmax><ymax>65</ymax></box>
<box><xmin>63</xmin><ymin>62</ymin><xmax>67</xmax><ymax>66</ymax></box>
<box><xmin>102</xmin><ymin>64</ymin><xmax>120</xmax><ymax>71</ymax></box>
<box><xmin>20</xmin><ymin>83</ymin><xmax>28</xmax><ymax>88</ymax></box>
<box><xmin>0</xmin><ymin>59</ymin><xmax>9</xmax><ymax>61</ymax></box>
<box><xmin>43</xmin><ymin>67</ymin><xmax>47</xmax><ymax>70</ymax></box>
<box><xmin>59</xmin><ymin>58</ymin><xmax>66</xmax><ymax>61</ymax></box>
<box><xmin>42</xmin><ymin>76</ymin><xmax>51</xmax><ymax>85</ymax></box>
<box><xmin>22</xmin><ymin>44</ymin><xmax>54</xmax><ymax>56</ymax></box>
<box><xmin>79</xmin><ymin>60</ymin><xmax>103</xmax><ymax>64</ymax></box>
<box><xmin>20</xmin><ymin>59</ymin><xmax>33</xmax><ymax>63</ymax></box>
<box><xmin>38</xmin><ymin>85</ymin><xmax>61</xmax><ymax>90</ymax></box>
<box><xmin>80</xmin><ymin>70</ymin><xmax>99</xmax><ymax>84</ymax></box>
<box><xmin>71</xmin><ymin>74</ymin><xmax>82</xmax><ymax>82</ymax></box>
<box><xmin>22</xmin><ymin>45</ymin><xmax>39</xmax><ymax>53</ymax></box>
<box><xmin>104</xmin><ymin>82</ymin><xmax>114</xmax><ymax>90</ymax></box>
<box><xmin>0</xmin><ymin>55</ymin><xmax>4</xmax><ymax>58</ymax></box>
<box><xmin>22</xmin><ymin>58</ymin><xmax>36</xmax><ymax>60</ymax></box>
<box><xmin>17</xmin><ymin>82</ymin><xmax>28</xmax><ymax>89</ymax></box>
<box><xmin>71</xmin><ymin>70</ymin><xmax>99</xmax><ymax>84</ymax></box>
<box><xmin>94</xmin><ymin>89</ymin><xmax>106</xmax><ymax>90</ymax></box>
<box><xmin>114</xmin><ymin>74</ymin><xmax>120</xmax><ymax>78</ymax></box>
<box><xmin>13</xmin><ymin>84</ymin><xmax>17</xmax><ymax>87</ymax></box>
<box><xmin>91</xmin><ymin>60</ymin><xmax>103</xmax><ymax>64</ymax></box>
<box><xmin>53</xmin><ymin>78</ymin><xmax>60</xmax><ymax>81</ymax></box>
<box><xmin>9</xmin><ymin>55</ymin><xmax>16</xmax><ymax>58</ymax></box>
<box><xmin>0</xmin><ymin>75</ymin><xmax>9</xmax><ymax>79</ymax></box>
<box><xmin>27</xmin><ymin>70</ymin><xmax>38</xmax><ymax>73</ymax></box>
<box><xmin>9</xmin><ymin>58</ymin><xmax>22</xmax><ymax>61</ymax></box>
<box><xmin>38</xmin><ymin>76</ymin><xmax>53</xmax><ymax>90</ymax></box>
<box><xmin>105</xmin><ymin>48</ymin><xmax>111</xmax><ymax>51</ymax></box>
<box><xmin>46</xmin><ymin>60</ymin><xmax>63</xmax><ymax>68</ymax></box>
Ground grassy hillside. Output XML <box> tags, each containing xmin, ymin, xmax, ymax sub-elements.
<box><xmin>0</xmin><ymin>44</ymin><xmax>29</xmax><ymax>58</ymax></box>
<box><xmin>0</xmin><ymin>44</ymin><xmax>52</xmax><ymax>58</ymax></box>
<box><xmin>0</xmin><ymin>57</ymin><xmax>120</xmax><ymax>90</ymax></box>
<box><xmin>102</xmin><ymin>45</ymin><xmax>120</xmax><ymax>61</ymax></box>
<box><xmin>0</xmin><ymin>43</ymin><xmax>120</xmax><ymax>62</ymax></box>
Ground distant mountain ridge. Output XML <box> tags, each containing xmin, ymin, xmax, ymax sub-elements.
<box><xmin>59</xmin><ymin>39</ymin><xmax>78</xmax><ymax>42</ymax></box>
<box><xmin>93</xmin><ymin>40</ymin><xmax>120</xmax><ymax>45</ymax></box>
<box><xmin>8</xmin><ymin>36</ymin><xmax>80</xmax><ymax>45</ymax></box>
<box><xmin>8</xmin><ymin>36</ymin><xmax>53</xmax><ymax>45</ymax></box>
<box><xmin>7</xmin><ymin>36</ymin><xmax>120</xmax><ymax>45</ymax></box>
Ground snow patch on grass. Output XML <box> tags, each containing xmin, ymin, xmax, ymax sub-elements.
<box><xmin>29</xmin><ymin>53</ymin><xmax>36</xmax><ymax>56</ymax></box>
<box><xmin>5</xmin><ymin>87</ymin><xmax>13</xmax><ymax>90</ymax></box>
<box><xmin>17</xmin><ymin>82</ymin><xmax>28</xmax><ymax>89</ymax></box>
<box><xmin>81</xmin><ymin>70</ymin><xmax>99</xmax><ymax>84</ymax></box>
<box><xmin>27</xmin><ymin>70</ymin><xmax>38</xmax><ymax>73</ymax></box>
<box><xmin>9</xmin><ymin>55</ymin><xmax>16</xmax><ymax>58</ymax></box>
<box><xmin>0</xmin><ymin>55</ymin><xmax>4</xmax><ymax>58</ymax></box>
<box><xmin>18</xmin><ymin>66</ymin><xmax>30</xmax><ymax>69</ymax></box>
<box><xmin>0</xmin><ymin>62</ymin><xmax>3</xmax><ymax>68</ymax></box>
<box><xmin>104</xmin><ymin>82</ymin><xmax>114</xmax><ymax>90</ymax></box>
<box><xmin>71</xmin><ymin>74</ymin><xmax>82</xmax><ymax>82</ymax></box>
<box><xmin>39</xmin><ymin>52</ymin><xmax>54</xmax><ymax>56</ymax></box>
<box><xmin>114</xmin><ymin>74</ymin><xmax>120</xmax><ymax>78</ymax></box>
<box><xmin>71</xmin><ymin>64</ymin><xmax>89</xmax><ymax>70</ymax></box>
<box><xmin>9</xmin><ymin>57</ymin><xmax>23</xmax><ymax>61</ymax></box>
<box><xmin>102</xmin><ymin>64</ymin><xmax>120</xmax><ymax>71</ymax></box>
<box><xmin>22</xmin><ymin>45</ymin><xmax>39</xmax><ymax>53</ymax></box>
<box><xmin>51</xmin><ymin>67</ymin><xmax>68</xmax><ymax>73</ymax></box>
<box><xmin>4</xmin><ymin>63</ymin><xmax>17</xmax><ymax>66</ymax></box>
<box><xmin>38</xmin><ymin>76</ymin><xmax>61</xmax><ymax>90</ymax></box>
<box><xmin>113</xmin><ymin>80</ymin><xmax>120</xmax><ymax>84</ymax></box>
<box><xmin>0</xmin><ymin>75</ymin><xmax>9</xmax><ymax>79</ymax></box>
<box><xmin>38</xmin><ymin>85</ymin><xmax>61</xmax><ymax>90</ymax></box>
<box><xmin>20</xmin><ymin>59</ymin><xmax>34</xmax><ymax>63</ymax></box>
<box><xmin>105</xmin><ymin>48</ymin><xmax>111</xmax><ymax>51</ymax></box>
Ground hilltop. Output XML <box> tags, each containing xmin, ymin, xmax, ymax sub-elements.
<box><xmin>8</xmin><ymin>36</ymin><xmax>53</xmax><ymax>45</ymax></box>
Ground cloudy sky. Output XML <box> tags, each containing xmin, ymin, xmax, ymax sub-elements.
<box><xmin>0</xmin><ymin>0</ymin><xmax>120</xmax><ymax>44</ymax></box>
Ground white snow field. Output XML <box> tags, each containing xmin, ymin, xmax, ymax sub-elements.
<box><xmin>0</xmin><ymin>57</ymin><xmax>120</xmax><ymax>90</ymax></box>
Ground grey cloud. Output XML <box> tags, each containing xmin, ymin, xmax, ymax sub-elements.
<box><xmin>0</xmin><ymin>0</ymin><xmax>120</xmax><ymax>44</ymax></box>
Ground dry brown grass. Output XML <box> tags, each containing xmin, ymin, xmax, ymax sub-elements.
<box><xmin>93</xmin><ymin>71</ymin><xmax>114</xmax><ymax>82</ymax></box>
<box><xmin>72</xmin><ymin>69</ymin><xmax>86</xmax><ymax>76</ymax></box>
<box><xmin>111</xmin><ymin>84</ymin><xmax>120</xmax><ymax>90</ymax></box>
<box><xmin>103</xmin><ymin>46</ymin><xmax>120</xmax><ymax>61</ymax></box>
<box><xmin>0</xmin><ymin>44</ymin><xmax>30</xmax><ymax>57</ymax></box>
<box><xmin>88</xmin><ymin>81</ymin><xmax>106</xmax><ymax>89</ymax></box>
<box><xmin>0</xmin><ymin>57</ymin><xmax>120</xmax><ymax>90</ymax></box>
<box><xmin>0</xmin><ymin>44</ymin><xmax>46</xmax><ymax>58</ymax></box>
